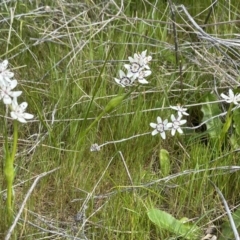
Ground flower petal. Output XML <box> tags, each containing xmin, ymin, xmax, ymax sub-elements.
<box><xmin>146</xmin><ymin>56</ymin><xmax>152</xmax><ymax>62</ymax></box>
<box><xmin>157</xmin><ymin>117</ymin><xmax>162</xmax><ymax>124</ymax></box>
<box><xmin>143</xmin><ymin>70</ymin><xmax>151</xmax><ymax>77</ymax></box>
<box><xmin>19</xmin><ymin>102</ymin><xmax>28</xmax><ymax>110</ymax></box>
<box><xmin>128</xmin><ymin>56</ymin><xmax>135</xmax><ymax>63</ymax></box>
<box><xmin>160</xmin><ymin>131</ymin><xmax>166</xmax><ymax>139</ymax></box>
<box><xmin>10</xmin><ymin>111</ymin><xmax>17</xmax><ymax>119</ymax></box>
<box><xmin>220</xmin><ymin>93</ymin><xmax>228</xmax><ymax>100</ymax></box>
<box><xmin>141</xmin><ymin>50</ymin><xmax>147</xmax><ymax>58</ymax></box>
<box><xmin>177</xmin><ymin>127</ymin><xmax>183</xmax><ymax>134</ymax></box>
<box><xmin>0</xmin><ymin>60</ymin><xmax>8</xmax><ymax>71</ymax></box>
<box><xmin>124</xmin><ymin>64</ymin><xmax>131</xmax><ymax>71</ymax></box>
<box><xmin>138</xmin><ymin>78</ymin><xmax>148</xmax><ymax>84</ymax></box>
<box><xmin>119</xmin><ymin>70</ymin><xmax>125</xmax><ymax>78</ymax></box>
<box><xmin>229</xmin><ymin>89</ymin><xmax>234</xmax><ymax>98</ymax></box>
<box><xmin>181</xmin><ymin>111</ymin><xmax>189</xmax><ymax>116</ymax></box>
<box><xmin>150</xmin><ymin>123</ymin><xmax>157</xmax><ymax>128</ymax></box>
<box><xmin>114</xmin><ymin>78</ymin><xmax>120</xmax><ymax>84</ymax></box>
<box><xmin>10</xmin><ymin>91</ymin><xmax>22</xmax><ymax>98</ymax></box>
<box><xmin>6</xmin><ymin>72</ymin><xmax>14</xmax><ymax>79</ymax></box>
<box><xmin>151</xmin><ymin>129</ymin><xmax>159</xmax><ymax>136</ymax></box>
<box><xmin>163</xmin><ymin>119</ymin><xmax>168</xmax><ymax>125</ymax></box>
<box><xmin>133</xmin><ymin>53</ymin><xmax>138</xmax><ymax>59</ymax></box>
<box><xmin>171</xmin><ymin>114</ymin><xmax>176</xmax><ymax>121</ymax></box>
<box><xmin>10</xmin><ymin>79</ymin><xmax>18</xmax><ymax>89</ymax></box>
<box><xmin>171</xmin><ymin>128</ymin><xmax>176</xmax><ymax>136</ymax></box>
<box><xmin>180</xmin><ymin>119</ymin><xmax>187</xmax><ymax>125</ymax></box>
<box><xmin>23</xmin><ymin>113</ymin><xmax>34</xmax><ymax>119</ymax></box>
<box><xmin>17</xmin><ymin>117</ymin><xmax>27</xmax><ymax>123</ymax></box>
<box><xmin>3</xmin><ymin>96</ymin><xmax>12</xmax><ymax>104</ymax></box>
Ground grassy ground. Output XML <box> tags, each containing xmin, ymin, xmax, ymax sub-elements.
<box><xmin>1</xmin><ymin>0</ymin><xmax>240</xmax><ymax>239</ymax></box>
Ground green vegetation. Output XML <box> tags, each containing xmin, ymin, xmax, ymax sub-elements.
<box><xmin>1</xmin><ymin>0</ymin><xmax>240</xmax><ymax>239</ymax></box>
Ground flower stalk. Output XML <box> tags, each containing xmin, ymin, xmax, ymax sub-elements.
<box><xmin>219</xmin><ymin>103</ymin><xmax>233</xmax><ymax>150</ymax></box>
<box><xmin>4</xmin><ymin>118</ymin><xmax>18</xmax><ymax>222</ymax></box>
<box><xmin>0</xmin><ymin>60</ymin><xmax>34</xmax><ymax>223</ymax></box>
<box><xmin>83</xmin><ymin>89</ymin><xmax>135</xmax><ymax>138</ymax></box>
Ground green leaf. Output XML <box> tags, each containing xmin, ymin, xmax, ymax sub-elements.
<box><xmin>159</xmin><ymin>149</ymin><xmax>170</xmax><ymax>176</ymax></box>
<box><xmin>233</xmin><ymin>108</ymin><xmax>240</xmax><ymax>137</ymax></box>
<box><xmin>147</xmin><ymin>208</ymin><xmax>200</xmax><ymax>239</ymax></box>
<box><xmin>201</xmin><ymin>93</ymin><xmax>223</xmax><ymax>139</ymax></box>
<box><xmin>219</xmin><ymin>113</ymin><xmax>232</xmax><ymax>144</ymax></box>
<box><xmin>219</xmin><ymin>206</ymin><xmax>240</xmax><ymax>240</ymax></box>
<box><xmin>230</xmin><ymin>134</ymin><xmax>240</xmax><ymax>149</ymax></box>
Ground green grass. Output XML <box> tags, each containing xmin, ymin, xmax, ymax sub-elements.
<box><xmin>1</xmin><ymin>0</ymin><xmax>240</xmax><ymax>239</ymax></box>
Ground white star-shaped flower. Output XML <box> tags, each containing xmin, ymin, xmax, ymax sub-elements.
<box><xmin>168</xmin><ymin>114</ymin><xmax>187</xmax><ymax>136</ymax></box>
<box><xmin>170</xmin><ymin>104</ymin><xmax>189</xmax><ymax>117</ymax></box>
<box><xmin>150</xmin><ymin>116</ymin><xmax>169</xmax><ymax>139</ymax></box>
<box><xmin>129</xmin><ymin>50</ymin><xmax>152</xmax><ymax>69</ymax></box>
<box><xmin>10</xmin><ymin>97</ymin><xmax>34</xmax><ymax>123</ymax></box>
<box><xmin>114</xmin><ymin>70</ymin><xmax>134</xmax><ymax>87</ymax></box>
<box><xmin>221</xmin><ymin>89</ymin><xmax>240</xmax><ymax>105</ymax></box>
<box><xmin>137</xmin><ymin>70</ymin><xmax>151</xmax><ymax>84</ymax></box>
<box><xmin>0</xmin><ymin>79</ymin><xmax>22</xmax><ymax>104</ymax></box>
<box><xmin>0</xmin><ymin>60</ymin><xmax>14</xmax><ymax>82</ymax></box>
<box><xmin>124</xmin><ymin>62</ymin><xmax>143</xmax><ymax>79</ymax></box>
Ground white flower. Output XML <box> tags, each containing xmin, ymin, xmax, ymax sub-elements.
<box><xmin>10</xmin><ymin>97</ymin><xmax>34</xmax><ymax>123</ymax></box>
<box><xmin>140</xmin><ymin>52</ymin><xmax>152</xmax><ymax>67</ymax></box>
<box><xmin>114</xmin><ymin>70</ymin><xmax>134</xmax><ymax>87</ymax></box>
<box><xmin>128</xmin><ymin>50</ymin><xmax>152</xmax><ymax>69</ymax></box>
<box><xmin>150</xmin><ymin>117</ymin><xmax>169</xmax><ymax>139</ymax></box>
<box><xmin>168</xmin><ymin>114</ymin><xmax>187</xmax><ymax>136</ymax></box>
<box><xmin>0</xmin><ymin>79</ymin><xmax>22</xmax><ymax>104</ymax></box>
<box><xmin>124</xmin><ymin>62</ymin><xmax>142</xmax><ymax>79</ymax></box>
<box><xmin>137</xmin><ymin>70</ymin><xmax>151</xmax><ymax>84</ymax></box>
<box><xmin>170</xmin><ymin>104</ymin><xmax>189</xmax><ymax>117</ymax></box>
<box><xmin>90</xmin><ymin>143</ymin><xmax>101</xmax><ymax>152</ymax></box>
<box><xmin>0</xmin><ymin>60</ymin><xmax>14</xmax><ymax>82</ymax></box>
<box><xmin>221</xmin><ymin>89</ymin><xmax>240</xmax><ymax>105</ymax></box>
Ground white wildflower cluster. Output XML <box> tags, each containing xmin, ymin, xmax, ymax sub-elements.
<box><xmin>0</xmin><ymin>60</ymin><xmax>34</xmax><ymax>123</ymax></box>
<box><xmin>150</xmin><ymin>105</ymin><xmax>188</xmax><ymax>139</ymax></box>
<box><xmin>91</xmin><ymin>48</ymin><xmax>240</xmax><ymax>152</ymax></box>
<box><xmin>114</xmin><ymin>50</ymin><xmax>152</xmax><ymax>87</ymax></box>
<box><xmin>149</xmin><ymin>89</ymin><xmax>240</xmax><ymax>140</ymax></box>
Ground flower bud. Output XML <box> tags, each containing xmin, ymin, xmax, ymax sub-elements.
<box><xmin>104</xmin><ymin>94</ymin><xmax>126</xmax><ymax>113</ymax></box>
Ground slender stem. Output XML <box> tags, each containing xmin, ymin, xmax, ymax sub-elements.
<box><xmin>4</xmin><ymin>120</ymin><xmax>18</xmax><ymax>222</ymax></box>
<box><xmin>5</xmin><ymin>157</ymin><xmax>13</xmax><ymax>215</ymax></box>
<box><xmin>80</xmin><ymin>87</ymin><xmax>137</xmax><ymax>140</ymax></box>
<box><xmin>219</xmin><ymin>103</ymin><xmax>233</xmax><ymax>150</ymax></box>
<box><xmin>168</xmin><ymin>0</ymin><xmax>183</xmax><ymax>101</ymax></box>
<box><xmin>11</xmin><ymin>120</ymin><xmax>18</xmax><ymax>163</ymax></box>
<box><xmin>3</xmin><ymin>109</ymin><xmax>11</xmax><ymax>221</ymax></box>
